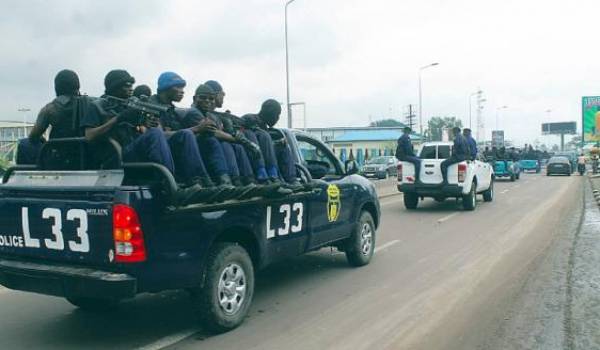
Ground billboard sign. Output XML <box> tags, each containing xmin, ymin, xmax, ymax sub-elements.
<box><xmin>492</xmin><ymin>130</ymin><xmax>504</xmax><ymax>148</ymax></box>
<box><xmin>541</xmin><ymin>122</ymin><xmax>576</xmax><ymax>135</ymax></box>
<box><xmin>583</xmin><ymin>96</ymin><xmax>600</xmax><ymax>142</ymax></box>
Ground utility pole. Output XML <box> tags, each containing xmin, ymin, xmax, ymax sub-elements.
<box><xmin>405</xmin><ymin>104</ymin><xmax>416</xmax><ymax>130</ymax></box>
<box><xmin>284</xmin><ymin>0</ymin><xmax>296</xmax><ymax>128</ymax></box>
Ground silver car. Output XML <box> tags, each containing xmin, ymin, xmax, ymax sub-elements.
<box><xmin>360</xmin><ymin>156</ymin><xmax>398</xmax><ymax>179</ymax></box>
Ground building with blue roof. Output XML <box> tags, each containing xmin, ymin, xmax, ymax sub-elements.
<box><xmin>305</xmin><ymin>126</ymin><xmax>421</xmax><ymax>165</ymax></box>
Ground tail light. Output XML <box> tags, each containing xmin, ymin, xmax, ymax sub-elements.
<box><xmin>458</xmin><ymin>163</ymin><xmax>467</xmax><ymax>183</ymax></box>
<box><xmin>113</xmin><ymin>204</ymin><xmax>146</xmax><ymax>263</ymax></box>
<box><xmin>397</xmin><ymin>163</ymin><xmax>403</xmax><ymax>181</ymax></box>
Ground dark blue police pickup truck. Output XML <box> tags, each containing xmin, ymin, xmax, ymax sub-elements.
<box><xmin>0</xmin><ymin>129</ymin><xmax>380</xmax><ymax>333</ymax></box>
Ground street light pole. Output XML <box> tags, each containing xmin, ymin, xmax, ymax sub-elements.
<box><xmin>418</xmin><ymin>62</ymin><xmax>439</xmax><ymax>138</ymax></box>
<box><xmin>285</xmin><ymin>0</ymin><xmax>296</xmax><ymax>128</ymax></box>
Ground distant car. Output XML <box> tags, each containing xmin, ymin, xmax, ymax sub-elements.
<box><xmin>546</xmin><ymin>156</ymin><xmax>571</xmax><ymax>176</ymax></box>
<box><xmin>360</xmin><ymin>156</ymin><xmax>398</xmax><ymax>179</ymax></box>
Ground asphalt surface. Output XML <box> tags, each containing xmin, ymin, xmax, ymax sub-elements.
<box><xmin>0</xmin><ymin>172</ymin><xmax>585</xmax><ymax>350</ymax></box>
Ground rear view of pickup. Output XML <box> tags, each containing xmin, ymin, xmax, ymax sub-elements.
<box><xmin>397</xmin><ymin>142</ymin><xmax>494</xmax><ymax>211</ymax></box>
<box><xmin>0</xmin><ymin>132</ymin><xmax>380</xmax><ymax>333</ymax></box>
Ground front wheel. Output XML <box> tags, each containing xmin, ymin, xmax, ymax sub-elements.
<box><xmin>404</xmin><ymin>192</ymin><xmax>419</xmax><ymax>209</ymax></box>
<box><xmin>462</xmin><ymin>181</ymin><xmax>477</xmax><ymax>211</ymax></box>
<box><xmin>344</xmin><ymin>211</ymin><xmax>376</xmax><ymax>267</ymax></box>
<box><xmin>192</xmin><ymin>242</ymin><xmax>255</xmax><ymax>334</ymax></box>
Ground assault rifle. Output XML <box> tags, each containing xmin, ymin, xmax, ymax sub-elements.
<box><xmin>106</xmin><ymin>95</ymin><xmax>169</xmax><ymax>126</ymax></box>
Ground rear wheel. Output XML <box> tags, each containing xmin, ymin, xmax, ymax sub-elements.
<box><xmin>191</xmin><ymin>242</ymin><xmax>254</xmax><ymax>333</ymax></box>
<box><xmin>344</xmin><ymin>211</ymin><xmax>376</xmax><ymax>267</ymax></box>
<box><xmin>404</xmin><ymin>192</ymin><xmax>419</xmax><ymax>209</ymax></box>
<box><xmin>510</xmin><ymin>174</ymin><xmax>516</xmax><ymax>182</ymax></box>
<box><xmin>516</xmin><ymin>172</ymin><xmax>520</xmax><ymax>180</ymax></box>
<box><xmin>483</xmin><ymin>179</ymin><xmax>494</xmax><ymax>202</ymax></box>
<box><xmin>66</xmin><ymin>296</ymin><xmax>120</xmax><ymax>311</ymax></box>
<box><xmin>462</xmin><ymin>181</ymin><xmax>477</xmax><ymax>211</ymax></box>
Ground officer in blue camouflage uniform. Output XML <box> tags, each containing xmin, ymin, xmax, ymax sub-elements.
<box><xmin>441</xmin><ymin>126</ymin><xmax>469</xmax><ymax>185</ymax></box>
<box><xmin>395</xmin><ymin>127</ymin><xmax>421</xmax><ymax>182</ymax></box>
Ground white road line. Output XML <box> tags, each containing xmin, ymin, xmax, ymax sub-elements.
<box><xmin>137</xmin><ymin>329</ymin><xmax>198</xmax><ymax>350</ymax></box>
<box><xmin>500</xmin><ymin>189</ymin><xmax>510</xmax><ymax>194</ymax></box>
<box><xmin>374</xmin><ymin>239</ymin><xmax>401</xmax><ymax>253</ymax></box>
<box><xmin>437</xmin><ymin>212</ymin><xmax>459</xmax><ymax>223</ymax></box>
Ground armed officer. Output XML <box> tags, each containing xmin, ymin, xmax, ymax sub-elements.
<box><xmin>81</xmin><ymin>69</ymin><xmax>217</xmax><ymax>205</ymax></box>
<box><xmin>17</xmin><ymin>69</ymin><xmax>84</xmax><ymax>164</ymax></box>
<box><xmin>395</xmin><ymin>127</ymin><xmax>421</xmax><ymax>182</ymax></box>
<box><xmin>441</xmin><ymin>127</ymin><xmax>468</xmax><ymax>185</ymax></box>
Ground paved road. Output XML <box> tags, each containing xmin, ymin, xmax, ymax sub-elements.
<box><xmin>0</xmin><ymin>173</ymin><xmax>582</xmax><ymax>350</ymax></box>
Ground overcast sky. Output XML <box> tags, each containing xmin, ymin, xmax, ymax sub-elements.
<box><xmin>1</xmin><ymin>0</ymin><xmax>597</xmax><ymax>146</ymax></box>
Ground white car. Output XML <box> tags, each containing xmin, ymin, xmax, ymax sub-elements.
<box><xmin>396</xmin><ymin>141</ymin><xmax>494</xmax><ymax>211</ymax></box>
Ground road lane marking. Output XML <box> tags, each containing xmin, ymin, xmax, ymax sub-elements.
<box><xmin>437</xmin><ymin>212</ymin><xmax>459</xmax><ymax>223</ymax></box>
<box><xmin>137</xmin><ymin>329</ymin><xmax>198</xmax><ymax>350</ymax></box>
<box><xmin>374</xmin><ymin>239</ymin><xmax>400</xmax><ymax>253</ymax></box>
<box><xmin>500</xmin><ymin>189</ymin><xmax>510</xmax><ymax>194</ymax></box>
<box><xmin>0</xmin><ymin>287</ymin><xmax>10</xmax><ymax>294</ymax></box>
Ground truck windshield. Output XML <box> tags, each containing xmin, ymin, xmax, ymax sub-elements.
<box><xmin>366</xmin><ymin>157</ymin><xmax>387</xmax><ymax>164</ymax></box>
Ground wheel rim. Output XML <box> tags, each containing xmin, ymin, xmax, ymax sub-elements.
<box><xmin>360</xmin><ymin>222</ymin><xmax>373</xmax><ymax>255</ymax></box>
<box><xmin>217</xmin><ymin>263</ymin><xmax>247</xmax><ymax>315</ymax></box>
<box><xmin>471</xmin><ymin>186</ymin><xmax>476</xmax><ymax>206</ymax></box>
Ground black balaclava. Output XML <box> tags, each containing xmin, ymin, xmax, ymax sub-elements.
<box><xmin>133</xmin><ymin>85</ymin><xmax>152</xmax><ymax>98</ymax></box>
<box><xmin>258</xmin><ymin>99</ymin><xmax>282</xmax><ymax>127</ymax></box>
<box><xmin>104</xmin><ymin>69</ymin><xmax>135</xmax><ymax>95</ymax></box>
<box><xmin>54</xmin><ymin>69</ymin><xmax>80</xmax><ymax>96</ymax></box>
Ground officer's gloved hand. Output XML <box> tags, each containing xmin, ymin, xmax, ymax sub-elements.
<box><xmin>116</xmin><ymin>108</ymin><xmax>140</xmax><ymax>125</ymax></box>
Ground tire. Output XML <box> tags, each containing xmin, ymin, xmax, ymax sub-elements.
<box><xmin>404</xmin><ymin>192</ymin><xmax>419</xmax><ymax>209</ymax></box>
<box><xmin>192</xmin><ymin>242</ymin><xmax>254</xmax><ymax>333</ymax></box>
<box><xmin>462</xmin><ymin>181</ymin><xmax>477</xmax><ymax>211</ymax></box>
<box><xmin>483</xmin><ymin>179</ymin><xmax>494</xmax><ymax>202</ymax></box>
<box><xmin>345</xmin><ymin>211</ymin><xmax>376</xmax><ymax>267</ymax></box>
<box><xmin>516</xmin><ymin>172</ymin><xmax>520</xmax><ymax>180</ymax></box>
<box><xmin>66</xmin><ymin>296</ymin><xmax>120</xmax><ymax>311</ymax></box>
<box><xmin>510</xmin><ymin>174</ymin><xmax>516</xmax><ymax>182</ymax></box>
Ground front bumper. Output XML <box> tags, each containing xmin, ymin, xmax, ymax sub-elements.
<box><xmin>0</xmin><ymin>259</ymin><xmax>137</xmax><ymax>299</ymax></box>
<box><xmin>361</xmin><ymin>170</ymin><xmax>387</xmax><ymax>178</ymax></box>
<box><xmin>397</xmin><ymin>183</ymin><xmax>464</xmax><ymax>196</ymax></box>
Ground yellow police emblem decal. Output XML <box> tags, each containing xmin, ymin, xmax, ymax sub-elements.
<box><xmin>327</xmin><ymin>184</ymin><xmax>341</xmax><ymax>222</ymax></box>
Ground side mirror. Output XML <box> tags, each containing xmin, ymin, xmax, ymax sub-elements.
<box><xmin>345</xmin><ymin>160</ymin><xmax>359</xmax><ymax>175</ymax></box>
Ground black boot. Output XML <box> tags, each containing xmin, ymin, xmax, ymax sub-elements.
<box><xmin>259</xmin><ymin>179</ymin><xmax>293</xmax><ymax>198</ymax></box>
<box><xmin>283</xmin><ymin>179</ymin><xmax>306</xmax><ymax>192</ymax></box>
<box><xmin>173</xmin><ymin>184</ymin><xmax>220</xmax><ymax>206</ymax></box>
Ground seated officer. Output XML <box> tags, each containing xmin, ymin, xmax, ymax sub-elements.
<box><xmin>198</xmin><ymin>82</ymin><xmax>261</xmax><ymax>185</ymax></box>
<box><xmin>81</xmin><ymin>69</ymin><xmax>217</xmax><ymax>205</ymax></box>
<box><xmin>241</xmin><ymin>100</ymin><xmax>304</xmax><ymax>190</ymax></box>
<box><xmin>17</xmin><ymin>70</ymin><xmax>83</xmax><ymax>164</ymax></box>
<box><xmin>395</xmin><ymin>127</ymin><xmax>421</xmax><ymax>182</ymax></box>
<box><xmin>441</xmin><ymin>127</ymin><xmax>468</xmax><ymax>185</ymax></box>
<box><xmin>148</xmin><ymin>72</ymin><xmax>235</xmax><ymax>191</ymax></box>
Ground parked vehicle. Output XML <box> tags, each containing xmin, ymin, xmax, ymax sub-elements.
<box><xmin>397</xmin><ymin>142</ymin><xmax>494</xmax><ymax>211</ymax></box>
<box><xmin>546</xmin><ymin>156</ymin><xmax>572</xmax><ymax>176</ymax></box>
<box><xmin>0</xmin><ymin>129</ymin><xmax>381</xmax><ymax>333</ymax></box>
<box><xmin>360</xmin><ymin>156</ymin><xmax>398</xmax><ymax>179</ymax></box>
<box><xmin>494</xmin><ymin>160</ymin><xmax>521</xmax><ymax>181</ymax></box>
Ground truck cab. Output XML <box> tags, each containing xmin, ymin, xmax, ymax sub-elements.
<box><xmin>397</xmin><ymin>141</ymin><xmax>494</xmax><ymax>211</ymax></box>
<box><xmin>0</xmin><ymin>129</ymin><xmax>380</xmax><ymax>333</ymax></box>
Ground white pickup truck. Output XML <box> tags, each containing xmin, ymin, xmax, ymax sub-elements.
<box><xmin>396</xmin><ymin>141</ymin><xmax>494</xmax><ymax>211</ymax></box>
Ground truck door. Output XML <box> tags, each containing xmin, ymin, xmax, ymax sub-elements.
<box><xmin>295</xmin><ymin>135</ymin><xmax>356</xmax><ymax>249</ymax></box>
